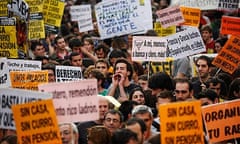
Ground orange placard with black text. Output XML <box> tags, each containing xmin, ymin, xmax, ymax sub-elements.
<box><xmin>12</xmin><ymin>99</ymin><xmax>62</xmax><ymax>144</ymax></box>
<box><xmin>221</xmin><ymin>16</ymin><xmax>240</xmax><ymax>36</ymax></box>
<box><xmin>202</xmin><ymin>99</ymin><xmax>240</xmax><ymax>143</ymax></box>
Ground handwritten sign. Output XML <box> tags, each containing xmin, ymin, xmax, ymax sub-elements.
<box><xmin>12</xmin><ymin>99</ymin><xmax>61</xmax><ymax>144</ymax></box>
<box><xmin>202</xmin><ymin>99</ymin><xmax>240</xmax><ymax>143</ymax></box>
<box><xmin>156</xmin><ymin>6</ymin><xmax>184</xmax><ymax>28</ymax></box>
<box><xmin>95</xmin><ymin>0</ymin><xmax>152</xmax><ymax>39</ymax></box>
<box><xmin>0</xmin><ymin>17</ymin><xmax>17</xmax><ymax>58</ymax></box>
<box><xmin>10</xmin><ymin>70</ymin><xmax>48</xmax><ymax>90</ymax></box>
<box><xmin>171</xmin><ymin>0</ymin><xmax>219</xmax><ymax>10</ymax></box>
<box><xmin>0</xmin><ymin>58</ymin><xmax>10</xmax><ymax>88</ymax></box>
<box><xmin>38</xmin><ymin>79</ymin><xmax>99</xmax><ymax>123</ymax></box>
<box><xmin>160</xmin><ymin>101</ymin><xmax>204</xmax><ymax>144</ymax></box>
<box><xmin>212</xmin><ymin>35</ymin><xmax>240</xmax><ymax>74</ymax></box>
<box><xmin>55</xmin><ymin>65</ymin><xmax>82</xmax><ymax>82</ymax></box>
<box><xmin>166</xmin><ymin>26</ymin><xmax>206</xmax><ymax>59</ymax></box>
<box><xmin>132</xmin><ymin>36</ymin><xmax>167</xmax><ymax>62</ymax></box>
<box><xmin>221</xmin><ymin>16</ymin><xmax>240</xmax><ymax>36</ymax></box>
<box><xmin>154</xmin><ymin>22</ymin><xmax>176</xmax><ymax>37</ymax></box>
<box><xmin>7</xmin><ymin>59</ymin><xmax>41</xmax><ymax>71</ymax></box>
<box><xmin>180</xmin><ymin>7</ymin><xmax>200</xmax><ymax>27</ymax></box>
<box><xmin>0</xmin><ymin>88</ymin><xmax>52</xmax><ymax>129</ymax></box>
<box><xmin>29</xmin><ymin>13</ymin><xmax>45</xmax><ymax>40</ymax></box>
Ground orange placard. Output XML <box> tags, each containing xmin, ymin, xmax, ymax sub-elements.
<box><xmin>201</xmin><ymin>99</ymin><xmax>240</xmax><ymax>143</ymax></box>
<box><xmin>10</xmin><ymin>70</ymin><xmax>48</xmax><ymax>90</ymax></box>
<box><xmin>180</xmin><ymin>6</ymin><xmax>201</xmax><ymax>27</ymax></box>
<box><xmin>212</xmin><ymin>35</ymin><xmax>240</xmax><ymax>74</ymax></box>
<box><xmin>159</xmin><ymin>100</ymin><xmax>204</xmax><ymax>144</ymax></box>
<box><xmin>221</xmin><ymin>16</ymin><xmax>240</xmax><ymax>36</ymax></box>
<box><xmin>12</xmin><ymin>99</ymin><xmax>62</xmax><ymax>144</ymax></box>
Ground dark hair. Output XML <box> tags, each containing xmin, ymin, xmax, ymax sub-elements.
<box><xmin>54</xmin><ymin>35</ymin><xmax>64</xmax><ymax>45</ymax></box>
<box><xmin>114</xmin><ymin>58</ymin><xmax>133</xmax><ymax>81</ymax></box>
<box><xmin>195</xmin><ymin>55</ymin><xmax>212</xmax><ymax>67</ymax></box>
<box><xmin>215</xmin><ymin>37</ymin><xmax>228</xmax><ymax>47</ymax></box>
<box><xmin>228</xmin><ymin>78</ymin><xmax>240</xmax><ymax>100</ymax></box>
<box><xmin>69</xmin><ymin>52</ymin><xmax>81</xmax><ymax>61</ymax></box>
<box><xmin>206</xmin><ymin>77</ymin><xmax>227</xmax><ymax>96</ymax></box>
<box><xmin>0</xmin><ymin>135</ymin><xmax>17</xmax><ymax>144</ymax></box>
<box><xmin>119</xmin><ymin>101</ymin><xmax>138</xmax><ymax>122</ymax></box>
<box><xmin>89</xmin><ymin>69</ymin><xmax>105</xmax><ymax>88</ymax></box>
<box><xmin>111</xmin><ymin>129</ymin><xmax>138</xmax><ymax>144</ymax></box>
<box><xmin>195</xmin><ymin>89</ymin><xmax>218</xmax><ymax>103</ymax></box>
<box><xmin>87</xmin><ymin>126</ymin><xmax>112</xmax><ymax>144</ymax></box>
<box><xmin>95</xmin><ymin>59</ymin><xmax>110</xmax><ymax>69</ymax></box>
<box><xmin>69</xmin><ymin>38</ymin><xmax>82</xmax><ymax>49</ymax></box>
<box><xmin>109</xmin><ymin>49</ymin><xmax>127</xmax><ymax>59</ymax></box>
<box><xmin>42</xmin><ymin>63</ymin><xmax>56</xmax><ymax>74</ymax></box>
<box><xmin>94</xmin><ymin>43</ymin><xmax>110</xmax><ymax>54</ymax></box>
<box><xmin>157</xmin><ymin>90</ymin><xmax>175</xmax><ymax>102</ymax></box>
<box><xmin>125</xmin><ymin>117</ymin><xmax>147</xmax><ymax>134</ymax></box>
<box><xmin>201</xmin><ymin>25</ymin><xmax>212</xmax><ymax>33</ymax></box>
<box><xmin>148</xmin><ymin>72</ymin><xmax>173</xmax><ymax>91</ymax></box>
<box><xmin>174</xmin><ymin>78</ymin><xmax>193</xmax><ymax>91</ymax></box>
<box><xmin>104</xmin><ymin>109</ymin><xmax>124</xmax><ymax>123</ymax></box>
<box><xmin>129</xmin><ymin>87</ymin><xmax>145</xmax><ymax>101</ymax></box>
<box><xmin>138</xmin><ymin>74</ymin><xmax>148</xmax><ymax>81</ymax></box>
<box><xmin>31</xmin><ymin>41</ymin><xmax>43</xmax><ymax>51</ymax></box>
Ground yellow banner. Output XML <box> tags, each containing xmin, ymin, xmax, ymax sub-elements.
<box><xmin>160</xmin><ymin>101</ymin><xmax>204</xmax><ymax>144</ymax></box>
<box><xmin>10</xmin><ymin>70</ymin><xmax>48</xmax><ymax>90</ymax></box>
<box><xmin>0</xmin><ymin>18</ymin><xmax>18</xmax><ymax>58</ymax></box>
<box><xmin>12</xmin><ymin>99</ymin><xmax>62</xmax><ymax>144</ymax></box>
<box><xmin>154</xmin><ymin>22</ymin><xmax>176</xmax><ymax>37</ymax></box>
<box><xmin>43</xmin><ymin>0</ymin><xmax>64</xmax><ymax>27</ymax></box>
<box><xmin>0</xmin><ymin>1</ymin><xmax>8</xmax><ymax>17</ymax></box>
<box><xmin>28</xmin><ymin>19</ymin><xmax>45</xmax><ymax>40</ymax></box>
<box><xmin>25</xmin><ymin>0</ymin><xmax>44</xmax><ymax>13</ymax></box>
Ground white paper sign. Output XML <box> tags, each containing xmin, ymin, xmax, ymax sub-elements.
<box><xmin>171</xmin><ymin>0</ymin><xmax>219</xmax><ymax>10</ymax></box>
<box><xmin>0</xmin><ymin>88</ymin><xmax>52</xmax><ymax>129</ymax></box>
<box><xmin>95</xmin><ymin>0</ymin><xmax>152</xmax><ymax>39</ymax></box>
<box><xmin>132</xmin><ymin>36</ymin><xmax>167</xmax><ymax>62</ymax></box>
<box><xmin>55</xmin><ymin>65</ymin><xmax>82</xmax><ymax>82</ymax></box>
<box><xmin>166</xmin><ymin>27</ymin><xmax>206</xmax><ymax>59</ymax></box>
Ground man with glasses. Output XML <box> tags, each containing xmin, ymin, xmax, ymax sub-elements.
<box><xmin>174</xmin><ymin>78</ymin><xmax>193</xmax><ymax>101</ymax></box>
<box><xmin>103</xmin><ymin>109</ymin><xmax>124</xmax><ymax>133</ymax></box>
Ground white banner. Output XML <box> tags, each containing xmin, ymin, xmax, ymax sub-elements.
<box><xmin>55</xmin><ymin>65</ymin><xmax>82</xmax><ymax>82</ymax></box>
<box><xmin>0</xmin><ymin>58</ymin><xmax>10</xmax><ymax>88</ymax></box>
<box><xmin>7</xmin><ymin>59</ymin><xmax>41</xmax><ymax>71</ymax></box>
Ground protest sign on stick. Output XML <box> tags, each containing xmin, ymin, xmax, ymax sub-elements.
<box><xmin>160</xmin><ymin>100</ymin><xmax>204</xmax><ymax>144</ymax></box>
<box><xmin>12</xmin><ymin>99</ymin><xmax>62</xmax><ymax>144</ymax></box>
<box><xmin>212</xmin><ymin>35</ymin><xmax>240</xmax><ymax>74</ymax></box>
<box><xmin>202</xmin><ymin>99</ymin><xmax>240</xmax><ymax>143</ymax></box>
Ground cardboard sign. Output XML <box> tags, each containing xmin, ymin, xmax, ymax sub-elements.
<box><xmin>156</xmin><ymin>5</ymin><xmax>185</xmax><ymax>28</ymax></box>
<box><xmin>166</xmin><ymin>26</ymin><xmax>206</xmax><ymax>59</ymax></box>
<box><xmin>180</xmin><ymin>7</ymin><xmax>200</xmax><ymax>27</ymax></box>
<box><xmin>7</xmin><ymin>0</ymin><xmax>29</xmax><ymax>20</ymax></box>
<box><xmin>10</xmin><ymin>70</ymin><xmax>48</xmax><ymax>90</ymax></box>
<box><xmin>202</xmin><ymin>99</ymin><xmax>240</xmax><ymax>143</ymax></box>
<box><xmin>171</xmin><ymin>0</ymin><xmax>219</xmax><ymax>10</ymax></box>
<box><xmin>95</xmin><ymin>0</ymin><xmax>152</xmax><ymax>39</ymax></box>
<box><xmin>0</xmin><ymin>1</ymin><xmax>8</xmax><ymax>17</ymax></box>
<box><xmin>12</xmin><ymin>99</ymin><xmax>61</xmax><ymax>144</ymax></box>
<box><xmin>0</xmin><ymin>88</ymin><xmax>52</xmax><ymax>130</ymax></box>
<box><xmin>55</xmin><ymin>65</ymin><xmax>82</xmax><ymax>82</ymax></box>
<box><xmin>212</xmin><ymin>35</ymin><xmax>240</xmax><ymax>74</ymax></box>
<box><xmin>25</xmin><ymin>0</ymin><xmax>43</xmax><ymax>13</ymax></box>
<box><xmin>0</xmin><ymin>17</ymin><xmax>18</xmax><ymax>58</ymax></box>
<box><xmin>132</xmin><ymin>36</ymin><xmax>167</xmax><ymax>62</ymax></box>
<box><xmin>0</xmin><ymin>58</ymin><xmax>10</xmax><ymax>88</ymax></box>
<box><xmin>221</xmin><ymin>16</ymin><xmax>240</xmax><ymax>36</ymax></box>
<box><xmin>38</xmin><ymin>79</ymin><xmax>99</xmax><ymax>123</ymax></box>
<box><xmin>160</xmin><ymin>101</ymin><xmax>204</xmax><ymax>144</ymax></box>
<box><xmin>154</xmin><ymin>22</ymin><xmax>176</xmax><ymax>37</ymax></box>
<box><xmin>7</xmin><ymin>59</ymin><xmax>41</xmax><ymax>71</ymax></box>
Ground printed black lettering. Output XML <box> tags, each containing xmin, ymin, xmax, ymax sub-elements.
<box><xmin>208</xmin><ymin>128</ymin><xmax>220</xmax><ymax>139</ymax></box>
<box><xmin>166</xmin><ymin>122</ymin><xmax>176</xmax><ymax>132</ymax></box>
<box><xmin>167</xmin><ymin>108</ymin><xmax>177</xmax><ymax>117</ymax></box>
<box><xmin>179</xmin><ymin>106</ymin><xmax>196</xmax><ymax>116</ymax></box>
<box><xmin>20</xmin><ymin>107</ymin><xmax>30</xmax><ymax>117</ymax></box>
<box><xmin>31</xmin><ymin>104</ymin><xmax>49</xmax><ymax>115</ymax></box>
<box><xmin>21</xmin><ymin>121</ymin><xmax>31</xmax><ymax>131</ymax></box>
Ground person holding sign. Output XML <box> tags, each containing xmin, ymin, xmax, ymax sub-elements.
<box><xmin>108</xmin><ymin>58</ymin><xmax>140</xmax><ymax>102</ymax></box>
